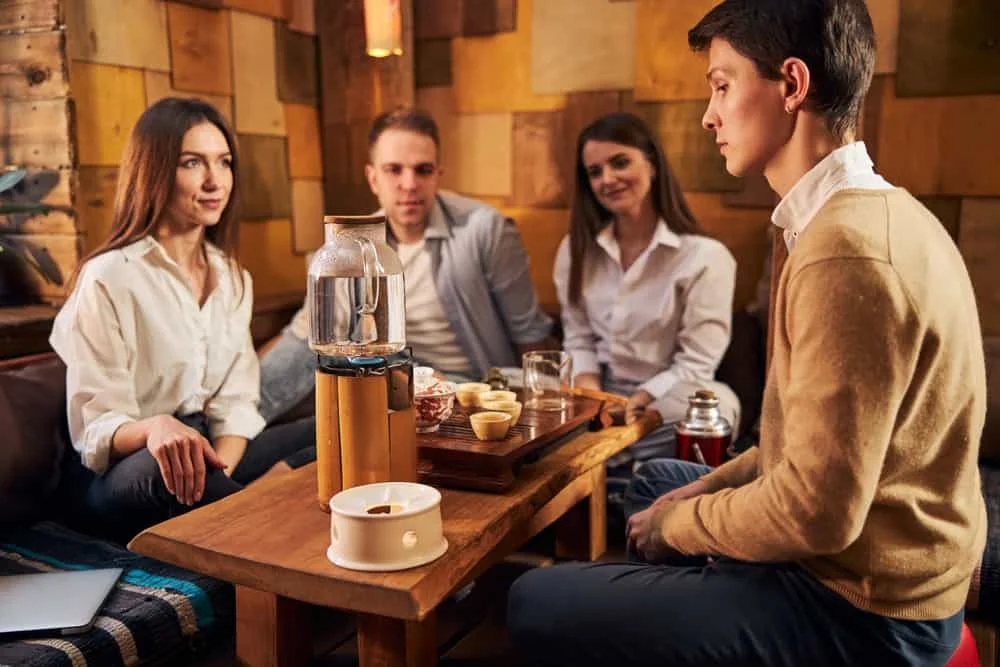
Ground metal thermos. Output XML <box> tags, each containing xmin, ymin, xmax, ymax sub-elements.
<box><xmin>674</xmin><ymin>389</ymin><xmax>732</xmax><ymax>467</ymax></box>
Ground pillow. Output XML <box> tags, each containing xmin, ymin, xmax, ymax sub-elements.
<box><xmin>0</xmin><ymin>358</ymin><xmax>69</xmax><ymax>529</ymax></box>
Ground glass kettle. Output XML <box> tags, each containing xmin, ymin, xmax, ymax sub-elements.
<box><xmin>307</xmin><ymin>215</ymin><xmax>405</xmax><ymax>358</ymax></box>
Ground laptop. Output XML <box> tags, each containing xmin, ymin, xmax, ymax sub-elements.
<box><xmin>0</xmin><ymin>568</ymin><xmax>123</xmax><ymax>637</ymax></box>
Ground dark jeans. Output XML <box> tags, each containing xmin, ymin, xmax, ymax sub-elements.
<box><xmin>79</xmin><ymin>414</ymin><xmax>316</xmax><ymax>544</ymax></box>
<box><xmin>507</xmin><ymin>458</ymin><xmax>964</xmax><ymax>667</ymax></box>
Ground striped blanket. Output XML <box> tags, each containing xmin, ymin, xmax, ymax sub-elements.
<box><xmin>0</xmin><ymin>522</ymin><xmax>232</xmax><ymax>667</ymax></box>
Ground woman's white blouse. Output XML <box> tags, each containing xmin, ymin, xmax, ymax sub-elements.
<box><xmin>49</xmin><ymin>237</ymin><xmax>266</xmax><ymax>474</ymax></box>
<box><xmin>554</xmin><ymin>221</ymin><xmax>736</xmax><ymax>403</ymax></box>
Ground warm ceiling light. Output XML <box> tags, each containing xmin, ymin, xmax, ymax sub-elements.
<box><xmin>364</xmin><ymin>0</ymin><xmax>403</xmax><ymax>58</ymax></box>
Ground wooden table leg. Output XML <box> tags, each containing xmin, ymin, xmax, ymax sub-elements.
<box><xmin>235</xmin><ymin>586</ymin><xmax>312</xmax><ymax>667</ymax></box>
<box><xmin>357</xmin><ymin>612</ymin><xmax>437</xmax><ymax>667</ymax></box>
<box><xmin>554</xmin><ymin>465</ymin><xmax>608</xmax><ymax>561</ymax></box>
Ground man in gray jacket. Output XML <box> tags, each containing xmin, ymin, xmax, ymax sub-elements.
<box><xmin>258</xmin><ymin>108</ymin><xmax>554</xmax><ymax>423</ymax></box>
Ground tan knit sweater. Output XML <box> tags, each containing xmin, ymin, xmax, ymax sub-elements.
<box><xmin>655</xmin><ymin>189</ymin><xmax>987</xmax><ymax>620</ymax></box>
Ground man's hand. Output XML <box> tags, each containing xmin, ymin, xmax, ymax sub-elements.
<box><xmin>625</xmin><ymin>390</ymin><xmax>656</xmax><ymax>424</ymax></box>
<box><xmin>146</xmin><ymin>415</ymin><xmax>226</xmax><ymax>505</ymax></box>
<box><xmin>626</xmin><ymin>504</ymin><xmax>682</xmax><ymax>562</ymax></box>
<box><xmin>627</xmin><ymin>479</ymin><xmax>711</xmax><ymax>560</ymax></box>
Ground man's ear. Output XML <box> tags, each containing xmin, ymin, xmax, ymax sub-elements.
<box><xmin>364</xmin><ymin>163</ymin><xmax>377</xmax><ymax>195</ymax></box>
<box><xmin>780</xmin><ymin>57</ymin><xmax>811</xmax><ymax>114</ymax></box>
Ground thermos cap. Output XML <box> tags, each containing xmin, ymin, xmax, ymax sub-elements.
<box><xmin>675</xmin><ymin>389</ymin><xmax>732</xmax><ymax>438</ymax></box>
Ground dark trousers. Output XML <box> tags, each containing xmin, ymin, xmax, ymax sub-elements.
<box><xmin>78</xmin><ymin>414</ymin><xmax>316</xmax><ymax>544</ymax></box>
<box><xmin>507</xmin><ymin>459</ymin><xmax>964</xmax><ymax>667</ymax></box>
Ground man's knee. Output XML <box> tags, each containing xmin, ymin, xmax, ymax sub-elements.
<box><xmin>508</xmin><ymin>565</ymin><xmax>592</xmax><ymax>651</ymax></box>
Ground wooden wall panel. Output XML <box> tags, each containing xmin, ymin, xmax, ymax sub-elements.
<box><xmin>0</xmin><ymin>99</ymin><xmax>72</xmax><ymax>168</ymax></box>
<box><xmin>451</xmin><ymin>113</ymin><xmax>513</xmax><ymax>196</ymax></box>
<box><xmin>291</xmin><ymin>179</ymin><xmax>325</xmax><ymax>253</ymax></box>
<box><xmin>867</xmin><ymin>0</ymin><xmax>900</xmax><ymax>74</ymax></box>
<box><xmin>77</xmin><ymin>166</ymin><xmax>118</xmax><ymax>254</ymax></box>
<box><xmin>275</xmin><ymin>22</ymin><xmax>319</xmax><ymax>105</ymax></box>
<box><xmin>638</xmin><ymin>101</ymin><xmax>740</xmax><ymax>192</ymax></box>
<box><xmin>322</xmin><ymin>120</ymin><xmax>376</xmax><ymax>215</ymax></box>
<box><xmin>285</xmin><ymin>103</ymin><xmax>324</xmax><ymax>179</ymax></box>
<box><xmin>231</xmin><ymin>10</ymin><xmax>286</xmax><ymax>136</ymax></box>
<box><xmin>723</xmin><ymin>173</ymin><xmax>777</xmax><ymax>209</ymax></box>
<box><xmin>143</xmin><ymin>71</ymin><xmax>233</xmax><ymax>124</ymax></box>
<box><xmin>64</xmin><ymin>0</ymin><xmax>170</xmax><ymax>71</ymax></box>
<box><xmin>958</xmin><ymin>199</ymin><xmax>1000</xmax><ymax>337</ymax></box>
<box><xmin>415</xmin><ymin>39</ymin><xmax>452</xmax><ymax>88</ymax></box>
<box><xmin>70</xmin><ymin>62</ymin><xmax>146</xmax><ymax>167</ymax></box>
<box><xmin>166</xmin><ymin>2</ymin><xmax>233</xmax><ymax>96</ymax></box>
<box><xmin>531</xmin><ymin>0</ymin><xmax>635</xmax><ymax>94</ymax></box>
<box><xmin>170</xmin><ymin>0</ymin><xmax>224</xmax><ymax>7</ymax></box>
<box><xmin>511</xmin><ymin>112</ymin><xmax>564</xmax><ymax>208</ymax></box>
<box><xmin>238</xmin><ymin>219</ymin><xmax>307</xmax><ymax>296</ymax></box>
<box><xmin>1</xmin><ymin>168</ymin><xmax>73</xmax><ymax>209</ymax></box>
<box><xmin>917</xmin><ymin>196</ymin><xmax>961</xmax><ymax>240</ymax></box>
<box><xmin>0</xmin><ymin>0</ymin><xmax>60</xmax><ymax>31</ymax></box>
<box><xmin>416</xmin><ymin>85</ymin><xmax>460</xmax><ymax>192</ymax></box>
<box><xmin>0</xmin><ymin>30</ymin><xmax>68</xmax><ymax>100</ymax></box>
<box><xmin>415</xmin><ymin>0</ymin><xmax>463</xmax><ymax>39</ymax></box>
<box><xmin>452</xmin><ymin>0</ymin><xmax>564</xmax><ymax>113</ymax></box>
<box><xmin>1</xmin><ymin>210</ymin><xmax>75</xmax><ymax>235</ymax></box>
<box><xmin>876</xmin><ymin>83</ymin><xmax>1000</xmax><ymax>196</ymax></box>
<box><xmin>285</xmin><ymin>0</ymin><xmax>316</xmax><ymax>34</ymax></box>
<box><xmin>502</xmin><ymin>207</ymin><xmax>568</xmax><ymax>314</ymax></box>
<box><xmin>316</xmin><ymin>0</ymin><xmax>414</xmax><ymax>125</ymax></box>
<box><xmin>238</xmin><ymin>134</ymin><xmax>292</xmax><ymax>219</ymax></box>
<box><xmin>685</xmin><ymin>193</ymin><xmax>772</xmax><ymax>310</ymax></box>
<box><xmin>634</xmin><ymin>0</ymin><xmax>718</xmax><ymax>102</ymax></box>
<box><xmin>896</xmin><ymin>0</ymin><xmax>1000</xmax><ymax>97</ymax></box>
<box><xmin>222</xmin><ymin>0</ymin><xmax>285</xmax><ymax>18</ymax></box>
<box><xmin>3</xmin><ymin>233</ymin><xmax>79</xmax><ymax>302</ymax></box>
<box><xmin>463</xmin><ymin>0</ymin><xmax>516</xmax><ymax>36</ymax></box>
<box><xmin>558</xmin><ymin>91</ymin><xmax>623</xmax><ymax>192</ymax></box>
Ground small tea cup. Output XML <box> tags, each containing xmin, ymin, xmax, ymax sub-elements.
<box><xmin>479</xmin><ymin>399</ymin><xmax>522</xmax><ymax>426</ymax></box>
<box><xmin>478</xmin><ymin>390</ymin><xmax>517</xmax><ymax>404</ymax></box>
<box><xmin>455</xmin><ymin>382</ymin><xmax>491</xmax><ymax>407</ymax></box>
<box><xmin>469</xmin><ymin>411</ymin><xmax>513</xmax><ymax>441</ymax></box>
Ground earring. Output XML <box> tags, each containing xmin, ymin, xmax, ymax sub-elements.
<box><xmin>785</xmin><ymin>105</ymin><xmax>794</xmax><ymax>114</ymax></box>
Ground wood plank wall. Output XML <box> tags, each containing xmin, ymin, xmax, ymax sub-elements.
<box><xmin>63</xmin><ymin>0</ymin><xmax>323</xmax><ymax>303</ymax></box>
<box><xmin>335</xmin><ymin>0</ymin><xmax>998</xmax><ymax>338</ymax></box>
<box><xmin>0</xmin><ymin>0</ymin><xmax>77</xmax><ymax>305</ymax></box>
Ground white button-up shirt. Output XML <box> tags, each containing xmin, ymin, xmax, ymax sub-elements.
<box><xmin>554</xmin><ymin>221</ymin><xmax>736</xmax><ymax>404</ymax></box>
<box><xmin>772</xmin><ymin>141</ymin><xmax>893</xmax><ymax>250</ymax></box>
<box><xmin>50</xmin><ymin>237</ymin><xmax>265</xmax><ymax>474</ymax></box>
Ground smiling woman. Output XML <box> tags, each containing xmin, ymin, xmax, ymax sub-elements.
<box><xmin>554</xmin><ymin>111</ymin><xmax>740</xmax><ymax>516</ymax></box>
<box><xmin>48</xmin><ymin>97</ymin><xmax>317</xmax><ymax>544</ymax></box>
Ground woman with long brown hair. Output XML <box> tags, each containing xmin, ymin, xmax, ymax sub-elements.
<box><xmin>50</xmin><ymin>98</ymin><xmax>314</xmax><ymax>543</ymax></box>
<box><xmin>554</xmin><ymin>111</ymin><xmax>740</xmax><ymax>513</ymax></box>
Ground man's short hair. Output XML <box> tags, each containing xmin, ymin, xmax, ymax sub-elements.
<box><xmin>688</xmin><ymin>0</ymin><xmax>876</xmax><ymax>139</ymax></box>
<box><xmin>368</xmin><ymin>107</ymin><xmax>440</xmax><ymax>158</ymax></box>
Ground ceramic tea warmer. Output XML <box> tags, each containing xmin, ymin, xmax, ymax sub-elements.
<box><xmin>326</xmin><ymin>482</ymin><xmax>448</xmax><ymax>572</ymax></box>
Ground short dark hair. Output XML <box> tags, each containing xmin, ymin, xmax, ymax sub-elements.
<box><xmin>688</xmin><ymin>0</ymin><xmax>876</xmax><ymax>139</ymax></box>
<box><xmin>368</xmin><ymin>107</ymin><xmax>440</xmax><ymax>158</ymax></box>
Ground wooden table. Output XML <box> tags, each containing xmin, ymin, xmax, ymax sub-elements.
<box><xmin>129</xmin><ymin>416</ymin><xmax>657</xmax><ymax>666</ymax></box>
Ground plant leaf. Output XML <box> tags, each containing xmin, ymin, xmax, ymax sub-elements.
<box><xmin>0</xmin><ymin>169</ymin><xmax>27</xmax><ymax>193</ymax></box>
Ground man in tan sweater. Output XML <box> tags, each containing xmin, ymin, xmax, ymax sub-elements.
<box><xmin>507</xmin><ymin>1</ymin><xmax>986</xmax><ymax>665</ymax></box>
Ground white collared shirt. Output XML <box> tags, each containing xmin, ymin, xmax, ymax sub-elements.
<box><xmin>50</xmin><ymin>237</ymin><xmax>266</xmax><ymax>474</ymax></box>
<box><xmin>395</xmin><ymin>239</ymin><xmax>473</xmax><ymax>374</ymax></box>
<box><xmin>772</xmin><ymin>141</ymin><xmax>893</xmax><ymax>250</ymax></box>
<box><xmin>554</xmin><ymin>221</ymin><xmax>736</xmax><ymax>402</ymax></box>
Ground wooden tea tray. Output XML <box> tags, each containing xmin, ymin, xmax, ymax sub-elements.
<box><xmin>416</xmin><ymin>393</ymin><xmax>606</xmax><ymax>492</ymax></box>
